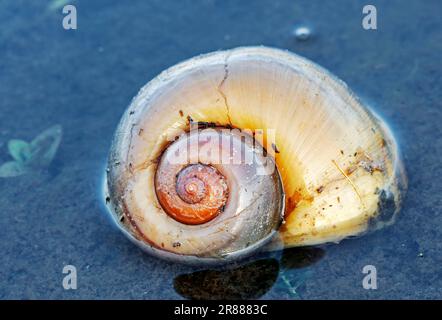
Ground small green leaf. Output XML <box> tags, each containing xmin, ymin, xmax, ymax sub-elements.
<box><xmin>8</xmin><ymin>139</ymin><xmax>32</xmax><ymax>164</ymax></box>
<box><xmin>28</xmin><ymin>125</ymin><xmax>63</xmax><ymax>168</ymax></box>
<box><xmin>0</xmin><ymin>161</ymin><xmax>28</xmax><ymax>178</ymax></box>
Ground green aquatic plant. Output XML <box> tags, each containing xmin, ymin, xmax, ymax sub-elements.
<box><xmin>0</xmin><ymin>125</ymin><xmax>62</xmax><ymax>178</ymax></box>
<box><xmin>279</xmin><ymin>269</ymin><xmax>312</xmax><ymax>299</ymax></box>
<box><xmin>47</xmin><ymin>0</ymin><xmax>72</xmax><ymax>12</ymax></box>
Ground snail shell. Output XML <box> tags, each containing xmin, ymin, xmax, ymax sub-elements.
<box><xmin>105</xmin><ymin>46</ymin><xmax>406</xmax><ymax>264</ymax></box>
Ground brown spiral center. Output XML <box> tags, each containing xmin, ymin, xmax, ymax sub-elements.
<box><xmin>155</xmin><ymin>163</ymin><xmax>229</xmax><ymax>225</ymax></box>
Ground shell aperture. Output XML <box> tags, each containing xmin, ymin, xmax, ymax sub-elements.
<box><xmin>105</xmin><ymin>46</ymin><xmax>405</xmax><ymax>264</ymax></box>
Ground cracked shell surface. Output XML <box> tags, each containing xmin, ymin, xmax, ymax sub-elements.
<box><xmin>106</xmin><ymin>46</ymin><xmax>406</xmax><ymax>263</ymax></box>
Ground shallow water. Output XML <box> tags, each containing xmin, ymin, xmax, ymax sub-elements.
<box><xmin>0</xmin><ymin>0</ymin><xmax>441</xmax><ymax>299</ymax></box>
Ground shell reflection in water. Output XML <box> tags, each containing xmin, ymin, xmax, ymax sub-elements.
<box><xmin>104</xmin><ymin>46</ymin><xmax>406</xmax><ymax>264</ymax></box>
<box><xmin>173</xmin><ymin>247</ymin><xmax>324</xmax><ymax>300</ymax></box>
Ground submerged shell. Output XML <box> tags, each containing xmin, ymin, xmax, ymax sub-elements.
<box><xmin>105</xmin><ymin>46</ymin><xmax>406</xmax><ymax>263</ymax></box>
